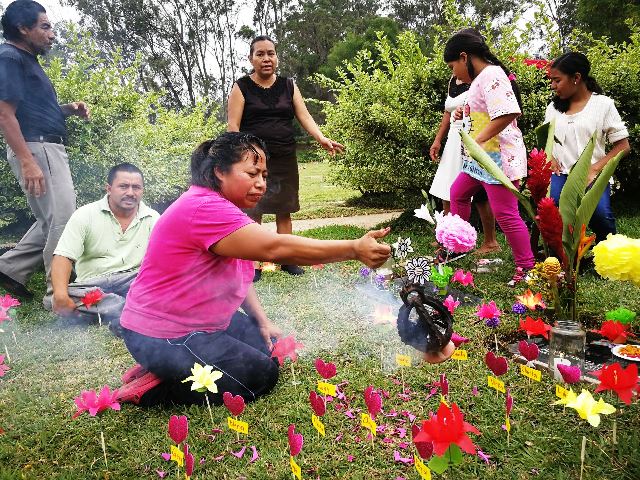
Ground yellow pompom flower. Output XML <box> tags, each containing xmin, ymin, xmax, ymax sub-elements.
<box><xmin>182</xmin><ymin>362</ymin><xmax>223</xmax><ymax>393</ymax></box>
<box><xmin>593</xmin><ymin>234</ymin><xmax>640</xmax><ymax>286</ymax></box>
<box><xmin>542</xmin><ymin>257</ymin><xmax>562</xmax><ymax>279</ymax></box>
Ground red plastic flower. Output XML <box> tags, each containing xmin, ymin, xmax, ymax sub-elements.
<box><xmin>72</xmin><ymin>385</ymin><xmax>120</xmax><ymax>419</ymax></box>
<box><xmin>536</xmin><ymin>198</ymin><xmax>567</xmax><ymax>266</ymax></box>
<box><xmin>591</xmin><ymin>320</ymin><xmax>635</xmax><ymax>343</ymax></box>
<box><xmin>183</xmin><ymin>443</ymin><xmax>195</xmax><ymax>477</ymax></box>
<box><xmin>80</xmin><ymin>289</ymin><xmax>104</xmax><ymax>308</ymax></box>
<box><xmin>0</xmin><ymin>294</ymin><xmax>20</xmax><ymax>310</ymax></box>
<box><xmin>414</xmin><ymin>402</ymin><xmax>481</xmax><ymax>456</ymax></box>
<box><xmin>168</xmin><ymin>415</ymin><xmax>189</xmax><ymax>444</ymax></box>
<box><xmin>519</xmin><ymin>316</ymin><xmax>552</xmax><ymax>339</ymax></box>
<box><xmin>271</xmin><ymin>335</ymin><xmax>305</xmax><ymax>366</ymax></box>
<box><xmin>527</xmin><ymin>148</ymin><xmax>552</xmax><ymax>205</ymax></box>
<box><xmin>592</xmin><ymin>362</ymin><xmax>638</xmax><ymax>405</ymax></box>
<box><xmin>515</xmin><ymin>289</ymin><xmax>546</xmax><ymax>311</ymax></box>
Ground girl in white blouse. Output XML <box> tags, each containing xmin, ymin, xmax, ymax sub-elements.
<box><xmin>545</xmin><ymin>52</ymin><xmax>631</xmax><ymax>241</ymax></box>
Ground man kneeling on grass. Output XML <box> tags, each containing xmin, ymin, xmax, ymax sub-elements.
<box><xmin>45</xmin><ymin>163</ymin><xmax>159</xmax><ymax>335</ymax></box>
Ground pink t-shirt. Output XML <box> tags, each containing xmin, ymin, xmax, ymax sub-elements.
<box><xmin>120</xmin><ymin>186</ymin><xmax>255</xmax><ymax>338</ymax></box>
<box><xmin>461</xmin><ymin>65</ymin><xmax>527</xmax><ymax>183</ymax></box>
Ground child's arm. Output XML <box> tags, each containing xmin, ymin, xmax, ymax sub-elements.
<box><xmin>473</xmin><ymin>113</ymin><xmax>519</xmax><ymax>149</ymax></box>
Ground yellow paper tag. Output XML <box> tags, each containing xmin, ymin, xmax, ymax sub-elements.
<box><xmin>170</xmin><ymin>445</ymin><xmax>184</xmax><ymax>467</ymax></box>
<box><xmin>487</xmin><ymin>375</ymin><xmax>505</xmax><ymax>393</ymax></box>
<box><xmin>227</xmin><ymin>416</ymin><xmax>249</xmax><ymax>435</ymax></box>
<box><xmin>290</xmin><ymin>456</ymin><xmax>302</xmax><ymax>479</ymax></box>
<box><xmin>317</xmin><ymin>381</ymin><xmax>337</xmax><ymax>397</ymax></box>
<box><xmin>414</xmin><ymin>454</ymin><xmax>432</xmax><ymax>480</ymax></box>
<box><xmin>361</xmin><ymin>413</ymin><xmax>377</xmax><ymax>436</ymax></box>
<box><xmin>556</xmin><ymin>384</ymin><xmax>570</xmax><ymax>399</ymax></box>
<box><xmin>395</xmin><ymin>353</ymin><xmax>412</xmax><ymax>367</ymax></box>
<box><xmin>505</xmin><ymin>416</ymin><xmax>511</xmax><ymax>433</ymax></box>
<box><xmin>451</xmin><ymin>349</ymin><xmax>468</xmax><ymax>361</ymax></box>
<box><xmin>520</xmin><ymin>364</ymin><xmax>542</xmax><ymax>382</ymax></box>
<box><xmin>440</xmin><ymin>395</ymin><xmax>449</xmax><ymax>407</ymax></box>
<box><xmin>312</xmin><ymin>414</ymin><xmax>326</xmax><ymax>437</ymax></box>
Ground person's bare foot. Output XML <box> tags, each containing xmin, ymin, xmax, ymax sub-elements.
<box><xmin>474</xmin><ymin>243</ymin><xmax>502</xmax><ymax>255</ymax></box>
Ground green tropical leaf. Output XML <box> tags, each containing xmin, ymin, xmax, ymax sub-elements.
<box><xmin>558</xmin><ymin>135</ymin><xmax>596</xmax><ymax>262</ymax></box>
<box><xmin>428</xmin><ymin>453</ymin><xmax>450</xmax><ymax>474</ymax></box>
<box><xmin>460</xmin><ymin>130</ymin><xmax>536</xmax><ymax>220</ymax></box>
<box><xmin>535</xmin><ymin>122</ymin><xmax>549</xmax><ymax>149</ymax></box>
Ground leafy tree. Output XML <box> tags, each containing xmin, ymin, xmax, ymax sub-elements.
<box><xmin>541</xmin><ymin>0</ymin><xmax>579</xmax><ymax>45</ymax></box>
<box><xmin>577</xmin><ymin>0</ymin><xmax>640</xmax><ymax>43</ymax></box>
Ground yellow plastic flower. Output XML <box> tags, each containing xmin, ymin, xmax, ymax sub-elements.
<box><xmin>556</xmin><ymin>389</ymin><xmax>616</xmax><ymax>427</ymax></box>
<box><xmin>593</xmin><ymin>234</ymin><xmax>640</xmax><ymax>286</ymax></box>
<box><xmin>182</xmin><ymin>363</ymin><xmax>223</xmax><ymax>393</ymax></box>
<box><xmin>542</xmin><ymin>257</ymin><xmax>562</xmax><ymax>279</ymax></box>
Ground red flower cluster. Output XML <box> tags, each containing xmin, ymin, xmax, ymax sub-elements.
<box><xmin>536</xmin><ymin>198</ymin><xmax>567</xmax><ymax>266</ymax></box>
<box><xmin>527</xmin><ymin>148</ymin><xmax>552</xmax><ymax>205</ymax></box>
<box><xmin>523</xmin><ymin>58</ymin><xmax>550</xmax><ymax>70</ymax></box>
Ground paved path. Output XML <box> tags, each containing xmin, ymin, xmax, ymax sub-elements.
<box><xmin>262</xmin><ymin>211</ymin><xmax>402</xmax><ymax>232</ymax></box>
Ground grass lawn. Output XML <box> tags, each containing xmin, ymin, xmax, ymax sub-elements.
<box><xmin>1</xmin><ymin>201</ymin><xmax>640</xmax><ymax>478</ymax></box>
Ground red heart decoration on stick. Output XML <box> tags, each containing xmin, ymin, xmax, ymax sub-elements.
<box><xmin>308</xmin><ymin>391</ymin><xmax>326</xmax><ymax>416</ymax></box>
<box><xmin>364</xmin><ymin>385</ymin><xmax>382</xmax><ymax>418</ymax></box>
<box><xmin>484</xmin><ymin>351</ymin><xmax>509</xmax><ymax>376</ymax></box>
<box><xmin>223</xmin><ymin>391</ymin><xmax>246</xmax><ymax>417</ymax></box>
<box><xmin>557</xmin><ymin>364</ymin><xmax>582</xmax><ymax>384</ymax></box>
<box><xmin>411</xmin><ymin>424</ymin><xmax>434</xmax><ymax>459</ymax></box>
<box><xmin>288</xmin><ymin>424</ymin><xmax>303</xmax><ymax>457</ymax></box>
<box><xmin>518</xmin><ymin>340</ymin><xmax>540</xmax><ymax>362</ymax></box>
<box><xmin>314</xmin><ymin>358</ymin><xmax>337</xmax><ymax>379</ymax></box>
<box><xmin>168</xmin><ymin>415</ymin><xmax>188</xmax><ymax>444</ymax></box>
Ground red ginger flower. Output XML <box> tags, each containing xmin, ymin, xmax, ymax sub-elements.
<box><xmin>81</xmin><ymin>289</ymin><xmax>104</xmax><ymax>308</ymax></box>
<box><xmin>591</xmin><ymin>320</ymin><xmax>635</xmax><ymax>343</ymax></box>
<box><xmin>414</xmin><ymin>402</ymin><xmax>481</xmax><ymax>456</ymax></box>
<box><xmin>527</xmin><ymin>148</ymin><xmax>552</xmax><ymax>205</ymax></box>
<box><xmin>72</xmin><ymin>385</ymin><xmax>120</xmax><ymax>418</ymax></box>
<box><xmin>536</xmin><ymin>198</ymin><xmax>568</xmax><ymax>266</ymax></box>
<box><xmin>519</xmin><ymin>316</ymin><xmax>552</xmax><ymax>339</ymax></box>
<box><xmin>592</xmin><ymin>362</ymin><xmax>638</xmax><ymax>405</ymax></box>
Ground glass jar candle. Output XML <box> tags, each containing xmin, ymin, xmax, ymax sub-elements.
<box><xmin>547</xmin><ymin>320</ymin><xmax>586</xmax><ymax>380</ymax></box>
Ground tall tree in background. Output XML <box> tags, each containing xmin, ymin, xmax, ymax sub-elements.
<box><xmin>577</xmin><ymin>0</ymin><xmax>640</xmax><ymax>43</ymax></box>
<box><xmin>543</xmin><ymin>0</ymin><xmax>578</xmax><ymax>45</ymax></box>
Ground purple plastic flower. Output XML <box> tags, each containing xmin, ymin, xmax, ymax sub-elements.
<box><xmin>360</xmin><ymin>267</ymin><xmax>372</xmax><ymax>277</ymax></box>
<box><xmin>512</xmin><ymin>302</ymin><xmax>527</xmax><ymax>314</ymax></box>
<box><xmin>485</xmin><ymin>317</ymin><xmax>500</xmax><ymax>328</ymax></box>
<box><xmin>374</xmin><ymin>274</ymin><xmax>386</xmax><ymax>285</ymax></box>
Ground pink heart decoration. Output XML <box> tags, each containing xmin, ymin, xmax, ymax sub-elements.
<box><xmin>314</xmin><ymin>358</ymin><xmax>337</xmax><ymax>379</ymax></box>
<box><xmin>557</xmin><ymin>364</ymin><xmax>581</xmax><ymax>384</ymax></box>
<box><xmin>309</xmin><ymin>391</ymin><xmax>326</xmax><ymax>416</ymax></box>
<box><xmin>168</xmin><ymin>415</ymin><xmax>188</xmax><ymax>444</ymax></box>
<box><xmin>484</xmin><ymin>351</ymin><xmax>509</xmax><ymax>376</ymax></box>
<box><xmin>364</xmin><ymin>385</ymin><xmax>382</xmax><ymax>418</ymax></box>
<box><xmin>288</xmin><ymin>424</ymin><xmax>303</xmax><ymax>457</ymax></box>
<box><xmin>411</xmin><ymin>424</ymin><xmax>434</xmax><ymax>459</ymax></box>
<box><xmin>518</xmin><ymin>340</ymin><xmax>540</xmax><ymax>362</ymax></box>
<box><xmin>222</xmin><ymin>391</ymin><xmax>246</xmax><ymax>417</ymax></box>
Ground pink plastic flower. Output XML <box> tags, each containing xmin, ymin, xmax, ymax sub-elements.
<box><xmin>443</xmin><ymin>295</ymin><xmax>460</xmax><ymax>314</ymax></box>
<box><xmin>451</xmin><ymin>332</ymin><xmax>469</xmax><ymax>347</ymax></box>
<box><xmin>0</xmin><ymin>309</ymin><xmax>9</xmax><ymax>324</ymax></box>
<box><xmin>435</xmin><ymin>213</ymin><xmax>477</xmax><ymax>253</ymax></box>
<box><xmin>452</xmin><ymin>269</ymin><xmax>475</xmax><ymax>287</ymax></box>
<box><xmin>0</xmin><ymin>354</ymin><xmax>9</xmax><ymax>377</ymax></box>
<box><xmin>0</xmin><ymin>294</ymin><xmax>20</xmax><ymax>310</ymax></box>
<box><xmin>476</xmin><ymin>301</ymin><xmax>502</xmax><ymax>320</ymax></box>
<box><xmin>72</xmin><ymin>385</ymin><xmax>121</xmax><ymax>419</ymax></box>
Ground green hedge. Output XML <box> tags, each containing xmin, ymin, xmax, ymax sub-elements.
<box><xmin>0</xmin><ymin>31</ymin><xmax>224</xmax><ymax>229</ymax></box>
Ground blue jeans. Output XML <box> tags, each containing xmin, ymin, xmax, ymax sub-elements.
<box><xmin>550</xmin><ymin>174</ymin><xmax>616</xmax><ymax>243</ymax></box>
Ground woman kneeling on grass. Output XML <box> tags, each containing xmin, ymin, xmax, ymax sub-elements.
<box><xmin>115</xmin><ymin>132</ymin><xmax>454</xmax><ymax>406</ymax></box>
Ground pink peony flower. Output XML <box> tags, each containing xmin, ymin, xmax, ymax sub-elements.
<box><xmin>443</xmin><ymin>295</ymin><xmax>460</xmax><ymax>314</ymax></box>
<box><xmin>435</xmin><ymin>213</ymin><xmax>477</xmax><ymax>253</ymax></box>
<box><xmin>72</xmin><ymin>385</ymin><xmax>120</xmax><ymax>419</ymax></box>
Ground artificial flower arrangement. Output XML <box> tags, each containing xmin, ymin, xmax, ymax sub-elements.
<box><xmin>461</xmin><ymin>121</ymin><xmax>626</xmax><ymax>322</ymax></box>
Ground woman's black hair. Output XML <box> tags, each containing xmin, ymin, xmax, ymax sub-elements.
<box><xmin>443</xmin><ymin>29</ymin><xmax>523</xmax><ymax>110</ymax></box>
<box><xmin>249</xmin><ymin>35</ymin><xmax>276</xmax><ymax>57</ymax></box>
<box><xmin>191</xmin><ymin>132</ymin><xmax>269</xmax><ymax>192</ymax></box>
<box><xmin>1</xmin><ymin>0</ymin><xmax>46</xmax><ymax>41</ymax></box>
<box><xmin>550</xmin><ymin>52</ymin><xmax>603</xmax><ymax>113</ymax></box>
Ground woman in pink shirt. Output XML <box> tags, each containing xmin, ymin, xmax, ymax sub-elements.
<box><xmin>116</xmin><ymin>132</ymin><xmax>455</xmax><ymax>406</ymax></box>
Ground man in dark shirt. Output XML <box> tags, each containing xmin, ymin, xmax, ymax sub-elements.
<box><xmin>0</xmin><ymin>0</ymin><xmax>89</xmax><ymax>301</ymax></box>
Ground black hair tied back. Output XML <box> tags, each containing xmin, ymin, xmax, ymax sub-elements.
<box><xmin>551</xmin><ymin>52</ymin><xmax>602</xmax><ymax>113</ymax></box>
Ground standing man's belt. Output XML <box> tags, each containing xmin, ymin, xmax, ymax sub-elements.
<box><xmin>24</xmin><ymin>135</ymin><xmax>68</xmax><ymax>145</ymax></box>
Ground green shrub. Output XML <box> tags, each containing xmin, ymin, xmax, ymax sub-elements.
<box><xmin>0</xmin><ymin>31</ymin><xmax>224</xmax><ymax>229</ymax></box>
